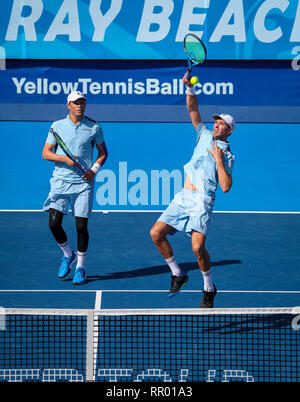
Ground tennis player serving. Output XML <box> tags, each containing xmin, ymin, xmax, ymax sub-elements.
<box><xmin>42</xmin><ymin>91</ymin><xmax>108</xmax><ymax>285</ymax></box>
<box><xmin>150</xmin><ymin>74</ymin><xmax>235</xmax><ymax>308</ymax></box>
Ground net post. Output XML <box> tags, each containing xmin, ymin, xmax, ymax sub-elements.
<box><xmin>85</xmin><ymin>310</ymin><xmax>95</xmax><ymax>382</ymax></box>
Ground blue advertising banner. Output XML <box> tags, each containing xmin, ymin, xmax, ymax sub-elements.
<box><xmin>0</xmin><ymin>60</ymin><xmax>299</xmax><ymax>123</ymax></box>
<box><xmin>1</xmin><ymin>60</ymin><xmax>299</xmax><ymax>105</ymax></box>
<box><xmin>0</xmin><ymin>0</ymin><xmax>300</xmax><ymax>60</ymax></box>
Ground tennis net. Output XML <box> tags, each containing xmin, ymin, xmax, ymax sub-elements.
<box><xmin>0</xmin><ymin>308</ymin><xmax>299</xmax><ymax>382</ymax></box>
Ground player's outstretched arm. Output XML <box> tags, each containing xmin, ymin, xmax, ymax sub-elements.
<box><xmin>182</xmin><ymin>74</ymin><xmax>202</xmax><ymax>130</ymax></box>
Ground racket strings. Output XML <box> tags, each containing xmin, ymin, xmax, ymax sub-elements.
<box><xmin>186</xmin><ymin>43</ymin><xmax>206</xmax><ymax>63</ymax></box>
<box><xmin>184</xmin><ymin>35</ymin><xmax>206</xmax><ymax>63</ymax></box>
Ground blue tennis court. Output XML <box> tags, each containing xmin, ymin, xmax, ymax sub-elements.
<box><xmin>0</xmin><ymin>209</ymin><xmax>300</xmax><ymax>384</ymax></box>
<box><xmin>0</xmin><ymin>210</ymin><xmax>299</xmax><ymax>310</ymax></box>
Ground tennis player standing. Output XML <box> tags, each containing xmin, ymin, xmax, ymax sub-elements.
<box><xmin>42</xmin><ymin>91</ymin><xmax>108</xmax><ymax>285</ymax></box>
<box><xmin>150</xmin><ymin>74</ymin><xmax>235</xmax><ymax>307</ymax></box>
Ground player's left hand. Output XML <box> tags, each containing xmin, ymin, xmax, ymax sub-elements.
<box><xmin>82</xmin><ymin>170</ymin><xmax>96</xmax><ymax>182</ymax></box>
<box><xmin>207</xmin><ymin>141</ymin><xmax>225</xmax><ymax>164</ymax></box>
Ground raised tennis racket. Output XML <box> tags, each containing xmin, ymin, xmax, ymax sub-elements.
<box><xmin>183</xmin><ymin>33</ymin><xmax>207</xmax><ymax>79</ymax></box>
<box><xmin>49</xmin><ymin>128</ymin><xmax>86</xmax><ymax>175</ymax></box>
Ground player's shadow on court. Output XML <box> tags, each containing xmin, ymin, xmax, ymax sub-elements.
<box><xmin>84</xmin><ymin>260</ymin><xmax>242</xmax><ymax>283</ymax></box>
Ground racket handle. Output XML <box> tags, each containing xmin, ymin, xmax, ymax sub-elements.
<box><xmin>185</xmin><ymin>69</ymin><xmax>192</xmax><ymax>81</ymax></box>
<box><xmin>74</xmin><ymin>158</ymin><xmax>87</xmax><ymax>175</ymax></box>
<box><xmin>78</xmin><ymin>165</ymin><xmax>86</xmax><ymax>175</ymax></box>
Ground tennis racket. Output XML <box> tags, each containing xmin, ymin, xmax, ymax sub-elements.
<box><xmin>49</xmin><ymin>128</ymin><xmax>86</xmax><ymax>175</ymax></box>
<box><xmin>183</xmin><ymin>33</ymin><xmax>207</xmax><ymax>79</ymax></box>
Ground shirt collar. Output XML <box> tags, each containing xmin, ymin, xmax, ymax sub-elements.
<box><xmin>66</xmin><ymin>115</ymin><xmax>86</xmax><ymax>127</ymax></box>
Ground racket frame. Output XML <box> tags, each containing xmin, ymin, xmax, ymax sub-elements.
<box><xmin>183</xmin><ymin>33</ymin><xmax>207</xmax><ymax>78</ymax></box>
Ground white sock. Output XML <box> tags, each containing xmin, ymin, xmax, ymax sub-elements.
<box><xmin>76</xmin><ymin>251</ymin><xmax>87</xmax><ymax>269</ymax></box>
<box><xmin>58</xmin><ymin>241</ymin><xmax>72</xmax><ymax>258</ymax></box>
<box><xmin>165</xmin><ymin>256</ymin><xmax>183</xmax><ymax>277</ymax></box>
<box><xmin>202</xmin><ymin>268</ymin><xmax>214</xmax><ymax>292</ymax></box>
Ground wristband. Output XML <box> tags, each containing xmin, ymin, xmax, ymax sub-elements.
<box><xmin>186</xmin><ymin>86</ymin><xmax>195</xmax><ymax>96</ymax></box>
<box><xmin>90</xmin><ymin>163</ymin><xmax>101</xmax><ymax>174</ymax></box>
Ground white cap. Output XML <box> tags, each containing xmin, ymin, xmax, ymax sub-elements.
<box><xmin>67</xmin><ymin>91</ymin><xmax>87</xmax><ymax>103</ymax></box>
<box><xmin>212</xmin><ymin>113</ymin><xmax>235</xmax><ymax>130</ymax></box>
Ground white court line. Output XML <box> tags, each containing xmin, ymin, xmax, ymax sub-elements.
<box><xmin>94</xmin><ymin>291</ymin><xmax>102</xmax><ymax>309</ymax></box>
<box><xmin>0</xmin><ymin>209</ymin><xmax>300</xmax><ymax>214</ymax></box>
<box><xmin>0</xmin><ymin>289</ymin><xmax>299</xmax><ymax>294</ymax></box>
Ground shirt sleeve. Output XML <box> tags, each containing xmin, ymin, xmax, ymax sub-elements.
<box><xmin>94</xmin><ymin>124</ymin><xmax>104</xmax><ymax>145</ymax></box>
<box><xmin>196</xmin><ymin>123</ymin><xmax>212</xmax><ymax>144</ymax></box>
<box><xmin>45</xmin><ymin>123</ymin><xmax>57</xmax><ymax>145</ymax></box>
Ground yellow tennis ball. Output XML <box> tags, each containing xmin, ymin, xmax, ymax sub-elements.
<box><xmin>190</xmin><ymin>76</ymin><xmax>199</xmax><ymax>85</ymax></box>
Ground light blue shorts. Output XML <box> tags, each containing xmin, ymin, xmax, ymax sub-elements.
<box><xmin>43</xmin><ymin>177</ymin><xmax>94</xmax><ymax>218</ymax></box>
<box><xmin>158</xmin><ymin>188</ymin><xmax>215</xmax><ymax>237</ymax></box>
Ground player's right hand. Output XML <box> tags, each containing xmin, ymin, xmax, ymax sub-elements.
<box><xmin>65</xmin><ymin>156</ymin><xmax>78</xmax><ymax>167</ymax></box>
<box><xmin>183</xmin><ymin>72</ymin><xmax>193</xmax><ymax>87</ymax></box>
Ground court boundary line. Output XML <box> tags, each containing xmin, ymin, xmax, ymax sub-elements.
<box><xmin>0</xmin><ymin>209</ymin><xmax>300</xmax><ymax>214</ymax></box>
<box><xmin>0</xmin><ymin>289</ymin><xmax>299</xmax><ymax>294</ymax></box>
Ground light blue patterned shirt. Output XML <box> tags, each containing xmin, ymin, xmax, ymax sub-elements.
<box><xmin>46</xmin><ymin>115</ymin><xmax>104</xmax><ymax>183</ymax></box>
<box><xmin>184</xmin><ymin>123</ymin><xmax>235</xmax><ymax>199</ymax></box>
